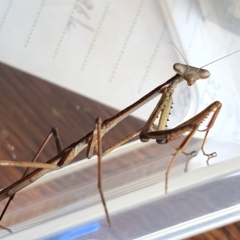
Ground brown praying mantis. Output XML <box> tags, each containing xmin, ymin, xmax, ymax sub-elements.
<box><xmin>0</xmin><ymin>50</ymin><xmax>239</xmax><ymax>228</ymax></box>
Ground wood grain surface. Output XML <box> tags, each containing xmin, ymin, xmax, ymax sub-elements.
<box><xmin>187</xmin><ymin>222</ymin><xmax>240</xmax><ymax>240</ymax></box>
<box><xmin>0</xmin><ymin>62</ymin><xmax>239</xmax><ymax>239</ymax></box>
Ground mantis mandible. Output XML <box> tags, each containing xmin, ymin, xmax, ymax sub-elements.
<box><xmin>0</xmin><ymin>50</ymin><xmax>238</xmax><ymax>227</ymax></box>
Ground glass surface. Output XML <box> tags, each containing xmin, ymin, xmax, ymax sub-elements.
<box><xmin>0</xmin><ymin>138</ymin><xmax>240</xmax><ymax>239</ymax></box>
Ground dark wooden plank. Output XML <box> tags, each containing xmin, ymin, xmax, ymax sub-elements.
<box><xmin>187</xmin><ymin>222</ymin><xmax>240</xmax><ymax>240</ymax></box>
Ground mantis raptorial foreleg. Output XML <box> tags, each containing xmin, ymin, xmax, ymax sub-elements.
<box><xmin>141</xmin><ymin>101</ymin><xmax>222</xmax><ymax>192</ymax></box>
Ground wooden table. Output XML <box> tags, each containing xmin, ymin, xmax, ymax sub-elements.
<box><xmin>0</xmin><ymin>62</ymin><xmax>239</xmax><ymax>239</ymax></box>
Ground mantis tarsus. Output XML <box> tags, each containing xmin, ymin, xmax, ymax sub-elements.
<box><xmin>0</xmin><ymin>50</ymin><xmax>239</xmax><ymax>228</ymax></box>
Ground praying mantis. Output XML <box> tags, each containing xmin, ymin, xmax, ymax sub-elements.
<box><xmin>0</xmin><ymin>50</ymin><xmax>238</xmax><ymax>228</ymax></box>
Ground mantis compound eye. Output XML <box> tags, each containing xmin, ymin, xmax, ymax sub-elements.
<box><xmin>173</xmin><ymin>63</ymin><xmax>186</xmax><ymax>75</ymax></box>
<box><xmin>199</xmin><ymin>69</ymin><xmax>210</xmax><ymax>79</ymax></box>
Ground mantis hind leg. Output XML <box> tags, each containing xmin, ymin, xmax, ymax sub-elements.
<box><xmin>93</xmin><ymin>118</ymin><xmax>111</xmax><ymax>227</ymax></box>
<box><xmin>0</xmin><ymin>128</ymin><xmax>63</xmax><ymax>221</ymax></box>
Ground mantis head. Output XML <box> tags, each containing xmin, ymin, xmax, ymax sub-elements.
<box><xmin>172</xmin><ymin>49</ymin><xmax>240</xmax><ymax>86</ymax></box>
<box><xmin>173</xmin><ymin>63</ymin><xmax>210</xmax><ymax>86</ymax></box>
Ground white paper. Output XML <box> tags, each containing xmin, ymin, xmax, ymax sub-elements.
<box><xmin>0</xmin><ymin>0</ymin><xmax>191</xmax><ymax>126</ymax></box>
